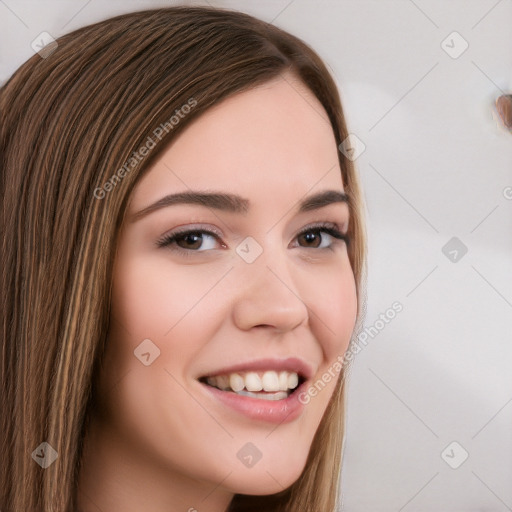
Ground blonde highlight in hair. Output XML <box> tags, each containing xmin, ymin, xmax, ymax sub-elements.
<box><xmin>0</xmin><ymin>6</ymin><xmax>367</xmax><ymax>511</ymax></box>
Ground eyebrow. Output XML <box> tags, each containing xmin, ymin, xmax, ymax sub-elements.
<box><xmin>129</xmin><ymin>189</ymin><xmax>349</xmax><ymax>223</ymax></box>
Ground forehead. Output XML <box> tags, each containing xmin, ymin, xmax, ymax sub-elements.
<box><xmin>130</xmin><ymin>73</ymin><xmax>344</xmax><ymax>211</ymax></box>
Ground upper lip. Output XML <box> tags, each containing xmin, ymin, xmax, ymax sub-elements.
<box><xmin>198</xmin><ymin>357</ymin><xmax>314</xmax><ymax>381</ymax></box>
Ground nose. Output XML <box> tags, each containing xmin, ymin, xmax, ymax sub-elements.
<box><xmin>231</xmin><ymin>245</ymin><xmax>309</xmax><ymax>333</ymax></box>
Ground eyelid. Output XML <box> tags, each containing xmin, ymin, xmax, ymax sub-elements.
<box><xmin>155</xmin><ymin>219</ymin><xmax>349</xmax><ymax>252</ymax></box>
<box><xmin>161</xmin><ymin>223</ymin><xmax>224</xmax><ymax>239</ymax></box>
<box><xmin>154</xmin><ymin>224</ymin><xmax>226</xmax><ymax>252</ymax></box>
<box><xmin>296</xmin><ymin>220</ymin><xmax>345</xmax><ymax>236</ymax></box>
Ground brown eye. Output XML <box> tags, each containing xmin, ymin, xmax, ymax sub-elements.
<box><xmin>295</xmin><ymin>224</ymin><xmax>349</xmax><ymax>250</ymax></box>
<box><xmin>298</xmin><ymin>231</ymin><xmax>322</xmax><ymax>248</ymax></box>
<box><xmin>175</xmin><ymin>232</ymin><xmax>204</xmax><ymax>250</ymax></box>
<box><xmin>156</xmin><ymin>229</ymin><xmax>222</xmax><ymax>254</ymax></box>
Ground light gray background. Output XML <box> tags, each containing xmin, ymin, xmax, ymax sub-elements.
<box><xmin>1</xmin><ymin>1</ymin><xmax>511</xmax><ymax>510</ymax></box>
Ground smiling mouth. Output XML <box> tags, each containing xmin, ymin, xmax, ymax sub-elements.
<box><xmin>198</xmin><ymin>370</ymin><xmax>306</xmax><ymax>401</ymax></box>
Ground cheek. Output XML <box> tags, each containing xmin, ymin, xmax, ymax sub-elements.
<box><xmin>111</xmin><ymin>255</ymin><xmax>179</xmax><ymax>336</ymax></box>
<box><xmin>95</xmin><ymin>257</ymin><xmax>230</xmax><ymax>470</ymax></box>
<box><xmin>310</xmin><ymin>263</ymin><xmax>358</xmax><ymax>362</ymax></box>
<box><xmin>105</xmin><ymin>251</ymin><xmax>231</xmax><ymax>397</ymax></box>
<box><xmin>293</xmin><ymin>264</ymin><xmax>356</xmax><ymax>415</ymax></box>
<box><xmin>110</xmin><ymin>252</ymin><xmax>222</xmax><ymax>342</ymax></box>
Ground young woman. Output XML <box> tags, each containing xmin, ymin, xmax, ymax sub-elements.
<box><xmin>0</xmin><ymin>6</ymin><xmax>367</xmax><ymax>511</ymax></box>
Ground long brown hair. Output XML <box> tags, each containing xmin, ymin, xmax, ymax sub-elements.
<box><xmin>0</xmin><ymin>6</ymin><xmax>367</xmax><ymax>511</ymax></box>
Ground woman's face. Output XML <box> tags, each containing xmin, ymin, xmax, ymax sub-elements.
<box><xmin>93</xmin><ymin>72</ymin><xmax>357</xmax><ymax>501</ymax></box>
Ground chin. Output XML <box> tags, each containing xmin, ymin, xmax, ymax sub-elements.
<box><xmin>225</xmin><ymin>465</ymin><xmax>304</xmax><ymax>496</ymax></box>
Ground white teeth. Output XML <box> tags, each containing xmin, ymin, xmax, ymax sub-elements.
<box><xmin>204</xmin><ymin>370</ymin><xmax>301</xmax><ymax>396</ymax></box>
<box><xmin>278</xmin><ymin>371</ymin><xmax>288</xmax><ymax>391</ymax></box>
<box><xmin>217</xmin><ymin>375</ymin><xmax>230</xmax><ymax>390</ymax></box>
<box><xmin>245</xmin><ymin>372</ymin><xmax>263</xmax><ymax>392</ymax></box>
<box><xmin>287</xmin><ymin>372</ymin><xmax>299</xmax><ymax>390</ymax></box>
<box><xmin>229</xmin><ymin>373</ymin><xmax>245</xmax><ymax>393</ymax></box>
<box><xmin>261</xmin><ymin>371</ymin><xmax>280</xmax><ymax>392</ymax></box>
<box><xmin>236</xmin><ymin>390</ymin><xmax>289</xmax><ymax>401</ymax></box>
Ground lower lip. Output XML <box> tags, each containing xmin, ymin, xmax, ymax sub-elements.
<box><xmin>199</xmin><ymin>381</ymin><xmax>308</xmax><ymax>424</ymax></box>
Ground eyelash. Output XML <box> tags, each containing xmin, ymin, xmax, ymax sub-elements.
<box><xmin>155</xmin><ymin>221</ymin><xmax>350</xmax><ymax>257</ymax></box>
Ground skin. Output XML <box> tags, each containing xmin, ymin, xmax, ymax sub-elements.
<box><xmin>77</xmin><ymin>70</ymin><xmax>357</xmax><ymax>512</ymax></box>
